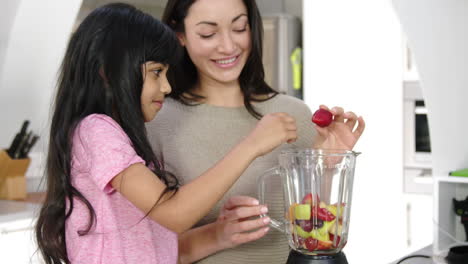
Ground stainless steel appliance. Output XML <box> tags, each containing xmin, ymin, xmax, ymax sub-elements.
<box><xmin>262</xmin><ymin>14</ymin><xmax>302</xmax><ymax>99</ymax></box>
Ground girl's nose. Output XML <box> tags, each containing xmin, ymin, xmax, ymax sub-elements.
<box><xmin>160</xmin><ymin>76</ymin><xmax>172</xmax><ymax>95</ymax></box>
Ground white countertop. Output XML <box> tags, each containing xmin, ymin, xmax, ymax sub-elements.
<box><xmin>0</xmin><ymin>200</ymin><xmax>40</xmax><ymax>223</ymax></box>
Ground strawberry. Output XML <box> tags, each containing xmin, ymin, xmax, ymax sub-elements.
<box><xmin>312</xmin><ymin>108</ymin><xmax>333</xmax><ymax>127</ymax></box>
<box><xmin>304</xmin><ymin>237</ymin><xmax>319</xmax><ymax>251</ymax></box>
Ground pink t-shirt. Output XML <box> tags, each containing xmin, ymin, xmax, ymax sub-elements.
<box><xmin>65</xmin><ymin>114</ymin><xmax>178</xmax><ymax>264</ymax></box>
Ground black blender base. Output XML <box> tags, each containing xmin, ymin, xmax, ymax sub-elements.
<box><xmin>286</xmin><ymin>250</ymin><xmax>348</xmax><ymax>264</ymax></box>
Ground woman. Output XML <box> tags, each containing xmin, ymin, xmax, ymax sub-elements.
<box><xmin>147</xmin><ymin>0</ymin><xmax>365</xmax><ymax>263</ymax></box>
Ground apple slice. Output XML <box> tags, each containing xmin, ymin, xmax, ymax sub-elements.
<box><xmin>287</xmin><ymin>203</ymin><xmax>299</xmax><ymax>221</ymax></box>
<box><xmin>317</xmin><ymin>240</ymin><xmax>333</xmax><ymax>250</ymax></box>
<box><xmin>294</xmin><ymin>204</ymin><xmax>311</xmax><ymax>220</ymax></box>
<box><xmin>294</xmin><ymin>225</ymin><xmax>311</xmax><ymax>239</ymax></box>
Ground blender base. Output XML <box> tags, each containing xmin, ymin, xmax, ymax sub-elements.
<box><xmin>286</xmin><ymin>250</ymin><xmax>348</xmax><ymax>264</ymax></box>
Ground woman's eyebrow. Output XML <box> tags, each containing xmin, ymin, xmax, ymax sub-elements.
<box><xmin>195</xmin><ymin>14</ymin><xmax>248</xmax><ymax>26</ymax></box>
<box><xmin>232</xmin><ymin>14</ymin><xmax>248</xmax><ymax>23</ymax></box>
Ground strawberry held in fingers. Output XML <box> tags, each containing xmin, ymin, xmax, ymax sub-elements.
<box><xmin>312</xmin><ymin>108</ymin><xmax>333</xmax><ymax>127</ymax></box>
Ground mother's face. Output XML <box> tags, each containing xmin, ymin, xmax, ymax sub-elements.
<box><xmin>179</xmin><ymin>0</ymin><xmax>251</xmax><ymax>86</ymax></box>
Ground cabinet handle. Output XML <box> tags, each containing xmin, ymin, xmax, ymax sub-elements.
<box><xmin>406</xmin><ymin>202</ymin><xmax>411</xmax><ymax>247</ymax></box>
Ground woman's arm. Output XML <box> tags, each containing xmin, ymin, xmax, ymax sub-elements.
<box><xmin>111</xmin><ymin>113</ymin><xmax>296</xmax><ymax>233</ymax></box>
<box><xmin>178</xmin><ymin>196</ymin><xmax>270</xmax><ymax>264</ymax></box>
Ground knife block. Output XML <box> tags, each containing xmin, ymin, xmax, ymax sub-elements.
<box><xmin>0</xmin><ymin>150</ymin><xmax>29</xmax><ymax>200</ymax></box>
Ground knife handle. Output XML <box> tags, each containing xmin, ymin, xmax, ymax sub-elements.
<box><xmin>19</xmin><ymin>120</ymin><xmax>30</xmax><ymax>135</ymax></box>
<box><xmin>7</xmin><ymin>133</ymin><xmax>22</xmax><ymax>158</ymax></box>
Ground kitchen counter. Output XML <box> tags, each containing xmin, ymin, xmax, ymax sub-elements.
<box><xmin>390</xmin><ymin>244</ymin><xmax>449</xmax><ymax>264</ymax></box>
<box><xmin>0</xmin><ymin>192</ymin><xmax>43</xmax><ymax>223</ymax></box>
<box><xmin>0</xmin><ymin>199</ymin><xmax>40</xmax><ymax>223</ymax></box>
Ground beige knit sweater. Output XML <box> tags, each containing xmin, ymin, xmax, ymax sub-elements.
<box><xmin>146</xmin><ymin>94</ymin><xmax>316</xmax><ymax>263</ymax></box>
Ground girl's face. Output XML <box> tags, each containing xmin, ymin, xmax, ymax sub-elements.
<box><xmin>180</xmin><ymin>0</ymin><xmax>251</xmax><ymax>86</ymax></box>
<box><xmin>141</xmin><ymin>62</ymin><xmax>171</xmax><ymax>122</ymax></box>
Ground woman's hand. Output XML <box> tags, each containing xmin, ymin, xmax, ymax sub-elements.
<box><xmin>244</xmin><ymin>113</ymin><xmax>297</xmax><ymax>157</ymax></box>
<box><xmin>215</xmin><ymin>196</ymin><xmax>270</xmax><ymax>250</ymax></box>
<box><xmin>312</xmin><ymin>105</ymin><xmax>365</xmax><ymax>150</ymax></box>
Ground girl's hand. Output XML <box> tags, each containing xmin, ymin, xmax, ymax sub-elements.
<box><xmin>312</xmin><ymin>105</ymin><xmax>365</xmax><ymax>150</ymax></box>
<box><xmin>215</xmin><ymin>196</ymin><xmax>270</xmax><ymax>250</ymax></box>
<box><xmin>244</xmin><ymin>113</ymin><xmax>297</xmax><ymax>157</ymax></box>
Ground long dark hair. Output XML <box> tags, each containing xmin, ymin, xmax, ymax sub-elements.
<box><xmin>35</xmin><ymin>3</ymin><xmax>181</xmax><ymax>264</ymax></box>
<box><xmin>162</xmin><ymin>0</ymin><xmax>278</xmax><ymax>119</ymax></box>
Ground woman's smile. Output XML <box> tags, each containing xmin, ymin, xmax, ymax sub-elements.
<box><xmin>212</xmin><ymin>55</ymin><xmax>240</xmax><ymax>68</ymax></box>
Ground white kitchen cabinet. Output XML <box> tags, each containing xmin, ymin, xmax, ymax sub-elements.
<box><xmin>433</xmin><ymin>177</ymin><xmax>468</xmax><ymax>255</ymax></box>
<box><xmin>403</xmin><ymin>194</ymin><xmax>433</xmax><ymax>254</ymax></box>
<box><xmin>0</xmin><ymin>201</ymin><xmax>41</xmax><ymax>264</ymax></box>
<box><xmin>0</xmin><ymin>217</ymin><xmax>41</xmax><ymax>264</ymax></box>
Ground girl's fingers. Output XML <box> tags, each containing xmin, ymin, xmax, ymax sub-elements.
<box><xmin>223</xmin><ymin>196</ymin><xmax>259</xmax><ymax>210</ymax></box>
<box><xmin>229</xmin><ymin>216</ymin><xmax>270</xmax><ymax>234</ymax></box>
<box><xmin>286</xmin><ymin>131</ymin><xmax>298</xmax><ymax>143</ymax></box>
<box><xmin>230</xmin><ymin>226</ymin><xmax>270</xmax><ymax>246</ymax></box>
<box><xmin>223</xmin><ymin>205</ymin><xmax>268</xmax><ymax>221</ymax></box>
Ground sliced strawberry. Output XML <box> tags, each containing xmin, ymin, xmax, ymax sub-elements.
<box><xmin>304</xmin><ymin>237</ymin><xmax>319</xmax><ymax>252</ymax></box>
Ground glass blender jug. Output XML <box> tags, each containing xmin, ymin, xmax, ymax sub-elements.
<box><xmin>258</xmin><ymin>149</ymin><xmax>360</xmax><ymax>264</ymax></box>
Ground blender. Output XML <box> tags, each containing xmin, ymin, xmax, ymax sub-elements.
<box><xmin>258</xmin><ymin>149</ymin><xmax>360</xmax><ymax>264</ymax></box>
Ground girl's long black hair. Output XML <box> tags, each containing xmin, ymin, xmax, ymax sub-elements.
<box><xmin>162</xmin><ymin>0</ymin><xmax>278</xmax><ymax>119</ymax></box>
<box><xmin>35</xmin><ymin>3</ymin><xmax>181</xmax><ymax>264</ymax></box>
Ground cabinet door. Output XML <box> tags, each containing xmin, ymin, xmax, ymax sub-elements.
<box><xmin>404</xmin><ymin>194</ymin><xmax>433</xmax><ymax>253</ymax></box>
<box><xmin>0</xmin><ymin>218</ymin><xmax>41</xmax><ymax>264</ymax></box>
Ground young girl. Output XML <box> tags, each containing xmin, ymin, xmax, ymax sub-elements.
<box><xmin>35</xmin><ymin>3</ymin><xmax>297</xmax><ymax>264</ymax></box>
<box><xmin>147</xmin><ymin>0</ymin><xmax>365</xmax><ymax>263</ymax></box>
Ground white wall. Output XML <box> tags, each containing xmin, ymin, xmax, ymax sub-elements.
<box><xmin>0</xmin><ymin>0</ymin><xmax>82</xmax><ymax>181</ymax></box>
<box><xmin>392</xmin><ymin>0</ymin><xmax>468</xmax><ymax>178</ymax></box>
<box><xmin>0</xmin><ymin>0</ymin><xmax>21</xmax><ymax>78</ymax></box>
<box><xmin>303</xmin><ymin>0</ymin><xmax>406</xmax><ymax>262</ymax></box>
<box><xmin>393</xmin><ymin>0</ymin><xmax>468</xmax><ymax>254</ymax></box>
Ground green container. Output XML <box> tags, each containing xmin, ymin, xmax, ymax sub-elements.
<box><xmin>449</xmin><ymin>168</ymin><xmax>468</xmax><ymax>177</ymax></box>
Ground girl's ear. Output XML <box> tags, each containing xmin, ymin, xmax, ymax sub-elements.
<box><xmin>176</xmin><ymin>32</ymin><xmax>186</xmax><ymax>46</ymax></box>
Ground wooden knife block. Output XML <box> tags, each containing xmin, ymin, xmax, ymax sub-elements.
<box><xmin>0</xmin><ymin>150</ymin><xmax>29</xmax><ymax>200</ymax></box>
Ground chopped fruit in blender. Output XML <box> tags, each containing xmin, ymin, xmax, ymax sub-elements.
<box><xmin>294</xmin><ymin>225</ymin><xmax>311</xmax><ymax>239</ymax></box>
<box><xmin>287</xmin><ymin>203</ymin><xmax>299</xmax><ymax>221</ymax></box>
<box><xmin>304</xmin><ymin>237</ymin><xmax>319</xmax><ymax>251</ymax></box>
<box><xmin>317</xmin><ymin>240</ymin><xmax>333</xmax><ymax>250</ymax></box>
<box><xmin>326</xmin><ymin>203</ymin><xmax>345</xmax><ymax>218</ymax></box>
<box><xmin>295</xmin><ymin>220</ymin><xmax>313</xmax><ymax>232</ymax></box>
<box><xmin>328</xmin><ymin>223</ymin><xmax>342</xmax><ymax>236</ymax></box>
<box><xmin>292</xmin><ymin>234</ymin><xmax>306</xmax><ymax>247</ymax></box>
<box><xmin>329</xmin><ymin>233</ymin><xmax>342</xmax><ymax>248</ymax></box>
<box><xmin>312</xmin><ymin>108</ymin><xmax>333</xmax><ymax>127</ymax></box>
<box><xmin>312</xmin><ymin>219</ymin><xmax>335</xmax><ymax>241</ymax></box>
<box><xmin>311</xmin><ymin>206</ymin><xmax>336</xmax><ymax>221</ymax></box>
<box><xmin>310</xmin><ymin>228</ymin><xmax>329</xmax><ymax>242</ymax></box>
<box><xmin>294</xmin><ymin>204</ymin><xmax>311</xmax><ymax>220</ymax></box>
<box><xmin>301</xmin><ymin>193</ymin><xmax>320</xmax><ymax>205</ymax></box>
<box><xmin>311</xmin><ymin>218</ymin><xmax>324</xmax><ymax>229</ymax></box>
